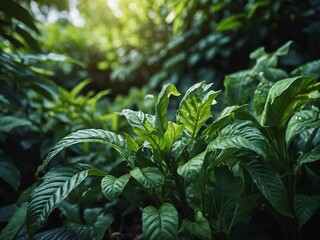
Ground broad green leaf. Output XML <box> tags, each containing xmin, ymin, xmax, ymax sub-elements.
<box><xmin>181</xmin><ymin>211</ymin><xmax>212</xmax><ymax>240</ymax></box>
<box><xmin>155</xmin><ymin>83</ymin><xmax>180</xmax><ymax>133</ymax></box>
<box><xmin>212</xmin><ymin>166</ymin><xmax>244</xmax><ymax>213</ymax></box>
<box><xmin>286</xmin><ymin>109</ymin><xmax>320</xmax><ymax>144</ymax></box>
<box><xmin>0</xmin><ymin>203</ymin><xmax>27</xmax><ymax>240</ymax></box>
<box><xmin>242</xmin><ymin>159</ymin><xmax>292</xmax><ymax>217</ymax></box>
<box><xmin>0</xmin><ymin>116</ymin><xmax>31</xmax><ymax>132</ymax></box>
<box><xmin>291</xmin><ymin>60</ymin><xmax>320</xmax><ymax>78</ymax></box>
<box><xmin>253</xmin><ymin>82</ymin><xmax>272</xmax><ymax>117</ymax></box>
<box><xmin>27</xmin><ymin>164</ymin><xmax>106</xmax><ymax>238</ymax></box>
<box><xmin>142</xmin><ymin>203</ymin><xmax>178</xmax><ymax>240</ymax></box>
<box><xmin>42</xmin><ymin>129</ymin><xmax>129</xmax><ymax>169</ymax></box>
<box><xmin>202</xmin><ymin>105</ymin><xmax>247</xmax><ymax>142</ymax></box>
<box><xmin>208</xmin><ymin>121</ymin><xmax>268</xmax><ymax>159</ymax></box>
<box><xmin>297</xmin><ymin>145</ymin><xmax>320</xmax><ymax>169</ymax></box>
<box><xmin>0</xmin><ymin>159</ymin><xmax>20</xmax><ymax>190</ymax></box>
<box><xmin>177</xmin><ymin>82</ymin><xmax>220</xmax><ymax>138</ymax></box>
<box><xmin>67</xmin><ymin>208</ymin><xmax>114</xmax><ymax>240</ymax></box>
<box><xmin>177</xmin><ymin>151</ymin><xmax>206</xmax><ymax>182</ymax></box>
<box><xmin>294</xmin><ymin>194</ymin><xmax>320</xmax><ymax>228</ymax></box>
<box><xmin>261</xmin><ymin>76</ymin><xmax>320</xmax><ymax>129</ymax></box>
<box><xmin>125</xmin><ymin>133</ymin><xmax>140</xmax><ymax>152</ymax></box>
<box><xmin>171</xmin><ymin>131</ymin><xmax>192</xmax><ymax>159</ymax></box>
<box><xmin>130</xmin><ymin>167</ymin><xmax>164</xmax><ymax>188</ymax></box>
<box><xmin>29</xmin><ymin>228</ymin><xmax>80</xmax><ymax>240</ymax></box>
<box><xmin>0</xmin><ymin>204</ymin><xmax>18</xmax><ymax>223</ymax></box>
<box><xmin>101</xmin><ymin>174</ymin><xmax>130</xmax><ymax>200</ymax></box>
<box><xmin>120</xmin><ymin>109</ymin><xmax>163</xmax><ymax>151</ymax></box>
<box><xmin>163</xmin><ymin>121</ymin><xmax>184</xmax><ymax>151</ymax></box>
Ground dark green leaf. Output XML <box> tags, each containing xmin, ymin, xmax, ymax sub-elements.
<box><xmin>177</xmin><ymin>151</ymin><xmax>206</xmax><ymax>182</ymax></box>
<box><xmin>0</xmin><ymin>203</ymin><xmax>27</xmax><ymax>240</ymax></box>
<box><xmin>101</xmin><ymin>174</ymin><xmax>130</xmax><ymax>200</ymax></box>
<box><xmin>181</xmin><ymin>211</ymin><xmax>212</xmax><ymax>240</ymax></box>
<box><xmin>130</xmin><ymin>167</ymin><xmax>164</xmax><ymax>188</ymax></box>
<box><xmin>294</xmin><ymin>194</ymin><xmax>320</xmax><ymax>228</ymax></box>
<box><xmin>142</xmin><ymin>203</ymin><xmax>178</xmax><ymax>240</ymax></box>
<box><xmin>242</xmin><ymin>159</ymin><xmax>292</xmax><ymax>217</ymax></box>
<box><xmin>27</xmin><ymin>164</ymin><xmax>106</xmax><ymax>238</ymax></box>
<box><xmin>0</xmin><ymin>116</ymin><xmax>31</xmax><ymax>132</ymax></box>
<box><xmin>0</xmin><ymin>159</ymin><xmax>20</xmax><ymax>190</ymax></box>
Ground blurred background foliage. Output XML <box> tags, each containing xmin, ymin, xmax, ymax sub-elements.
<box><xmin>1</xmin><ymin>0</ymin><xmax>320</xmax><ymax>237</ymax></box>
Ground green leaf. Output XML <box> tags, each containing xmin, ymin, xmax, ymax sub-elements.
<box><xmin>0</xmin><ymin>203</ymin><xmax>27</xmax><ymax>240</ymax></box>
<box><xmin>163</xmin><ymin>121</ymin><xmax>184</xmax><ymax>151</ymax></box>
<box><xmin>202</xmin><ymin>105</ymin><xmax>247</xmax><ymax>142</ymax></box>
<box><xmin>0</xmin><ymin>116</ymin><xmax>31</xmax><ymax>132</ymax></box>
<box><xmin>142</xmin><ymin>203</ymin><xmax>178</xmax><ymax>240</ymax></box>
<box><xmin>297</xmin><ymin>145</ymin><xmax>320</xmax><ymax>169</ymax></box>
<box><xmin>291</xmin><ymin>60</ymin><xmax>320</xmax><ymax>78</ymax></box>
<box><xmin>29</xmin><ymin>228</ymin><xmax>80</xmax><ymax>240</ymax></box>
<box><xmin>177</xmin><ymin>82</ymin><xmax>220</xmax><ymax>138</ymax></box>
<box><xmin>286</xmin><ymin>109</ymin><xmax>320</xmax><ymax>144</ymax></box>
<box><xmin>0</xmin><ymin>159</ymin><xmax>20</xmax><ymax>190</ymax></box>
<box><xmin>155</xmin><ymin>83</ymin><xmax>180</xmax><ymax>133</ymax></box>
<box><xmin>42</xmin><ymin>129</ymin><xmax>129</xmax><ymax>169</ymax></box>
<box><xmin>27</xmin><ymin>164</ymin><xmax>106</xmax><ymax>238</ymax></box>
<box><xmin>181</xmin><ymin>211</ymin><xmax>212</xmax><ymax>240</ymax></box>
<box><xmin>216</xmin><ymin>13</ymin><xmax>245</xmax><ymax>31</ymax></box>
<box><xmin>242</xmin><ymin>159</ymin><xmax>292</xmax><ymax>217</ymax></box>
<box><xmin>0</xmin><ymin>94</ymin><xmax>10</xmax><ymax>105</ymax></box>
<box><xmin>101</xmin><ymin>174</ymin><xmax>130</xmax><ymax>200</ymax></box>
<box><xmin>294</xmin><ymin>194</ymin><xmax>320</xmax><ymax>228</ymax></box>
<box><xmin>120</xmin><ymin>109</ymin><xmax>163</xmax><ymax>151</ymax></box>
<box><xmin>130</xmin><ymin>167</ymin><xmax>164</xmax><ymax>188</ymax></box>
<box><xmin>208</xmin><ymin>121</ymin><xmax>268</xmax><ymax>159</ymax></box>
<box><xmin>261</xmin><ymin>76</ymin><xmax>320</xmax><ymax>129</ymax></box>
<box><xmin>177</xmin><ymin>151</ymin><xmax>206</xmax><ymax>182</ymax></box>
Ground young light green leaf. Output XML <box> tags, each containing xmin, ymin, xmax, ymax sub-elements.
<box><xmin>27</xmin><ymin>164</ymin><xmax>106</xmax><ymax>238</ymax></box>
<box><xmin>294</xmin><ymin>194</ymin><xmax>320</xmax><ymax>229</ymax></box>
<box><xmin>177</xmin><ymin>82</ymin><xmax>220</xmax><ymax>138</ymax></box>
<box><xmin>208</xmin><ymin>121</ymin><xmax>268</xmax><ymax>159</ymax></box>
<box><xmin>181</xmin><ymin>211</ymin><xmax>212</xmax><ymax>240</ymax></box>
<box><xmin>0</xmin><ymin>203</ymin><xmax>27</xmax><ymax>240</ymax></box>
<box><xmin>0</xmin><ymin>116</ymin><xmax>31</xmax><ymax>132</ymax></box>
<box><xmin>120</xmin><ymin>109</ymin><xmax>164</xmax><ymax>150</ymax></box>
<box><xmin>177</xmin><ymin>151</ymin><xmax>206</xmax><ymax>182</ymax></box>
<box><xmin>130</xmin><ymin>167</ymin><xmax>165</xmax><ymax>188</ymax></box>
<box><xmin>155</xmin><ymin>83</ymin><xmax>180</xmax><ymax>133</ymax></box>
<box><xmin>101</xmin><ymin>174</ymin><xmax>130</xmax><ymax>200</ymax></box>
<box><xmin>261</xmin><ymin>76</ymin><xmax>320</xmax><ymax>129</ymax></box>
<box><xmin>142</xmin><ymin>203</ymin><xmax>178</xmax><ymax>240</ymax></box>
<box><xmin>286</xmin><ymin>109</ymin><xmax>320</xmax><ymax>144</ymax></box>
<box><xmin>163</xmin><ymin>121</ymin><xmax>184</xmax><ymax>151</ymax></box>
<box><xmin>242</xmin><ymin>159</ymin><xmax>293</xmax><ymax>217</ymax></box>
<box><xmin>42</xmin><ymin>129</ymin><xmax>129</xmax><ymax>169</ymax></box>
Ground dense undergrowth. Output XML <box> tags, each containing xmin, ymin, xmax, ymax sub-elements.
<box><xmin>1</xmin><ymin>1</ymin><xmax>320</xmax><ymax>240</ymax></box>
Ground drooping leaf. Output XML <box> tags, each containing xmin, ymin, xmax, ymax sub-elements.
<box><xmin>155</xmin><ymin>83</ymin><xmax>180</xmax><ymax>133</ymax></box>
<box><xmin>208</xmin><ymin>121</ymin><xmax>268</xmax><ymax>159</ymax></box>
<box><xmin>177</xmin><ymin>151</ymin><xmax>206</xmax><ymax>182</ymax></box>
<box><xmin>130</xmin><ymin>167</ymin><xmax>164</xmax><ymax>188</ymax></box>
<box><xmin>42</xmin><ymin>129</ymin><xmax>129</xmax><ymax>169</ymax></box>
<box><xmin>27</xmin><ymin>164</ymin><xmax>106</xmax><ymax>238</ymax></box>
<box><xmin>0</xmin><ymin>203</ymin><xmax>27</xmax><ymax>240</ymax></box>
<box><xmin>0</xmin><ymin>158</ymin><xmax>20</xmax><ymax>190</ymax></box>
<box><xmin>177</xmin><ymin>82</ymin><xmax>220</xmax><ymax>138</ymax></box>
<box><xmin>0</xmin><ymin>116</ymin><xmax>31</xmax><ymax>132</ymax></box>
<box><xmin>142</xmin><ymin>203</ymin><xmax>178</xmax><ymax>240</ymax></box>
<box><xmin>286</xmin><ymin>109</ymin><xmax>320</xmax><ymax>144</ymax></box>
<box><xmin>261</xmin><ymin>76</ymin><xmax>320</xmax><ymax>129</ymax></box>
<box><xmin>181</xmin><ymin>211</ymin><xmax>212</xmax><ymax>240</ymax></box>
<box><xmin>294</xmin><ymin>194</ymin><xmax>320</xmax><ymax>228</ymax></box>
<box><xmin>101</xmin><ymin>174</ymin><xmax>130</xmax><ymax>200</ymax></box>
<box><xmin>242</xmin><ymin>159</ymin><xmax>293</xmax><ymax>217</ymax></box>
